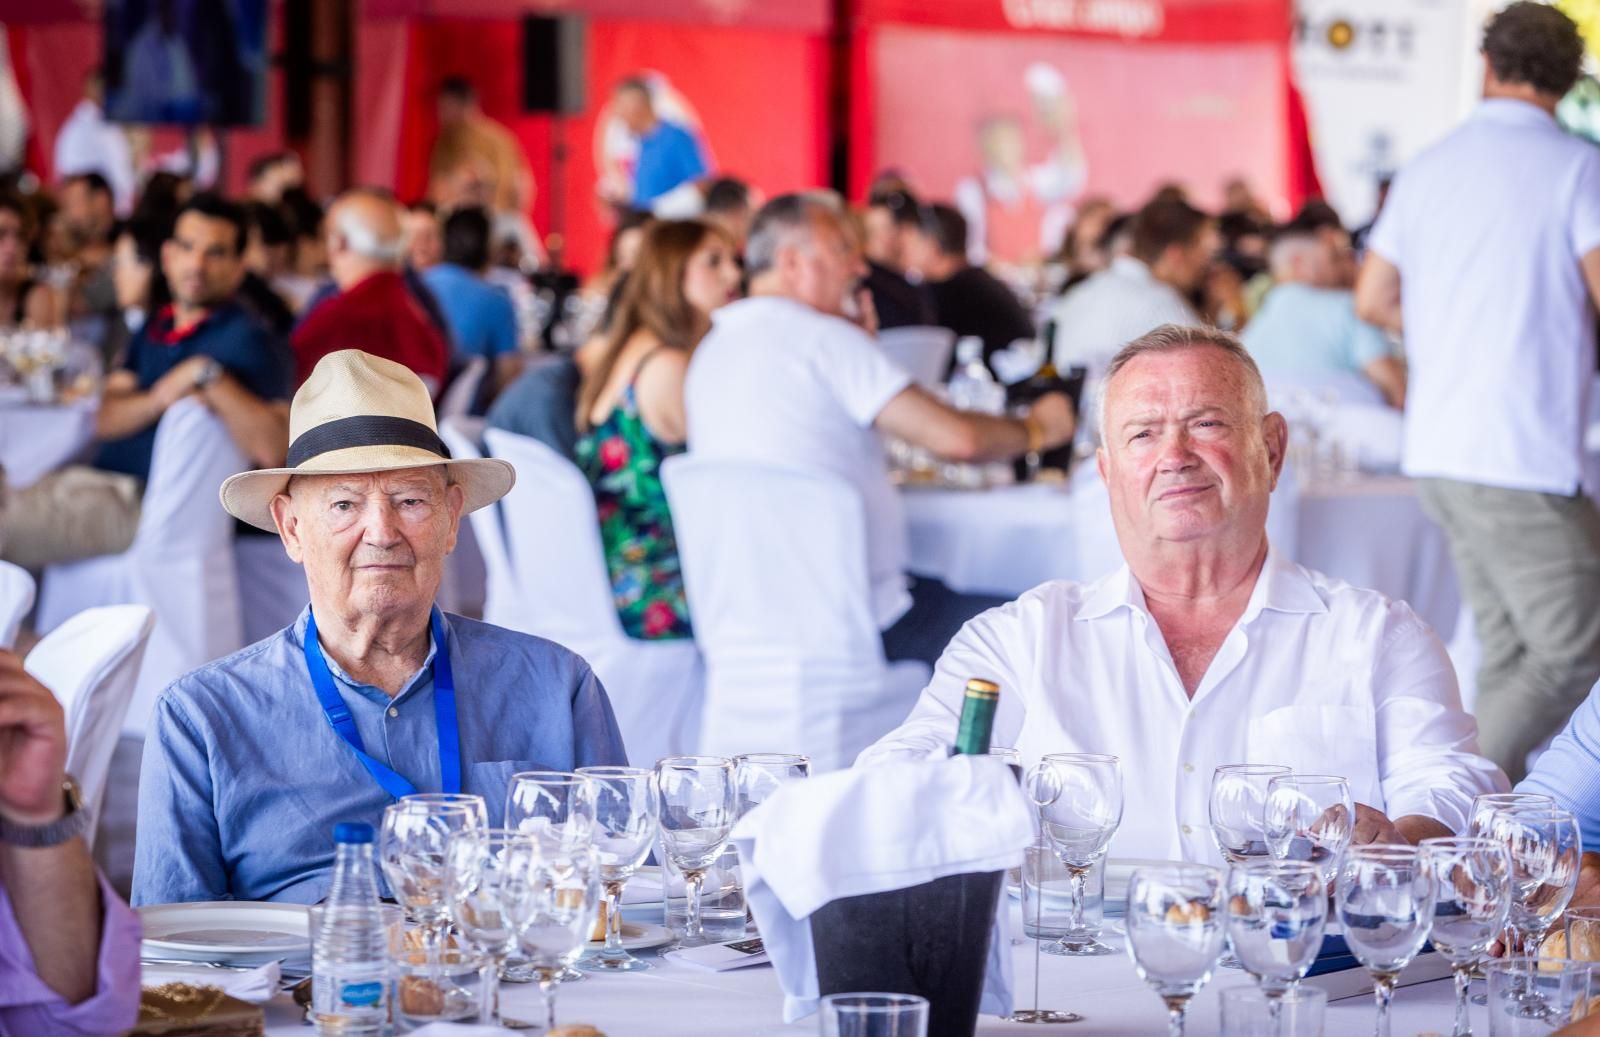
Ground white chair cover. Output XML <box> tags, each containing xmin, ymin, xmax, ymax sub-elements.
<box><xmin>234</xmin><ymin>535</ymin><xmax>309</xmax><ymax>646</ymax></box>
<box><xmin>484</xmin><ymin>428</ymin><xmax>703</xmax><ymax>769</ymax></box>
<box><xmin>437</xmin><ymin>417</ymin><xmax>501</xmax><ymax>623</ymax></box>
<box><xmin>24</xmin><ymin>604</ymin><xmax>154</xmax><ymax>848</ymax></box>
<box><xmin>437</xmin><ymin>356</ymin><xmax>489</xmax><ymax>423</ymax></box>
<box><xmin>36</xmin><ymin>397</ymin><xmax>248</xmax><ymax>734</ymax></box>
<box><xmin>662</xmin><ymin>456</ymin><xmax>928</xmax><ymax>772</ymax></box>
<box><xmin>0</xmin><ymin>560</ymin><xmax>34</xmax><ymax>649</ymax></box>
<box><xmin>875</xmin><ymin>326</ymin><xmax>957</xmax><ymax>389</ymax></box>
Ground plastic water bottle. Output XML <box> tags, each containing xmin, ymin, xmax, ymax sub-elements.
<box><xmin>944</xmin><ymin>337</ymin><xmax>1009</xmax><ymax>487</ymax></box>
<box><xmin>312</xmin><ymin>822</ymin><xmax>389</xmax><ymax>1036</ymax></box>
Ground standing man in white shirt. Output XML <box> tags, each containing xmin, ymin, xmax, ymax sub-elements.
<box><xmin>52</xmin><ymin>67</ymin><xmax>135</xmax><ymax>217</ymax></box>
<box><xmin>862</xmin><ymin>325</ymin><xmax>1505</xmax><ymax>862</ymax></box>
<box><xmin>1355</xmin><ymin>2</ymin><xmax>1600</xmax><ymax>782</ymax></box>
<box><xmin>684</xmin><ymin>192</ymin><xmax>1077</xmax><ymax>666</ymax></box>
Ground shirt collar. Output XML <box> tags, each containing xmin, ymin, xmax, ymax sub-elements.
<box><xmin>1110</xmin><ymin>255</ymin><xmax>1154</xmax><ymax>282</ymax></box>
<box><xmin>1474</xmin><ymin>97</ymin><xmax>1557</xmax><ymax>127</ymax></box>
<box><xmin>147</xmin><ymin>302</ymin><xmax>225</xmax><ymax>346</ymax></box>
<box><xmin>1076</xmin><ymin>544</ymin><xmax>1327</xmax><ymax>624</ymax></box>
<box><xmin>294</xmin><ymin>606</ymin><xmax>442</xmax><ymax>706</ymax></box>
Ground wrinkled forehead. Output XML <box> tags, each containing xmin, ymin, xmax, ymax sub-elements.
<box><xmin>1102</xmin><ymin>346</ymin><xmax>1260</xmax><ymax>427</ymax></box>
<box><xmin>288</xmin><ymin>466</ymin><xmax>450</xmax><ymax>499</ymax></box>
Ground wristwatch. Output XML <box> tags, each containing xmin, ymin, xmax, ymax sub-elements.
<box><xmin>194</xmin><ymin>357</ymin><xmax>224</xmax><ymax>390</ymax></box>
<box><xmin>0</xmin><ymin>776</ymin><xmax>91</xmax><ymax>848</ymax></box>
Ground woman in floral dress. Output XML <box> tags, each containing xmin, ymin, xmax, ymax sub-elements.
<box><xmin>574</xmin><ymin>219</ymin><xmax>740</xmax><ymax>639</ymax></box>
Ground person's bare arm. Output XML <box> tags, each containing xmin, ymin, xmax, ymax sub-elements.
<box><xmin>1363</xmin><ymin>355</ymin><xmax>1407</xmax><ymax>410</ymax></box>
<box><xmin>201</xmin><ymin>374</ymin><xmax>290</xmax><ymax>469</ymax></box>
<box><xmin>1351</xmin><ymin>803</ymin><xmax>1451</xmax><ymax>846</ymax></box>
<box><xmin>492</xmin><ymin>353</ymin><xmax>526</xmax><ymax>398</ymax></box>
<box><xmin>94</xmin><ymin>357</ymin><xmax>206</xmax><ymax>442</ymax></box>
<box><xmin>22</xmin><ymin>283</ymin><xmax>65</xmax><ymax>329</ymax></box>
<box><xmin>874</xmin><ymin>384</ymin><xmax>1075</xmax><ymax>463</ymax></box>
<box><xmin>1581</xmin><ymin>247</ymin><xmax>1600</xmax><ymax>314</ymax></box>
<box><xmin>0</xmin><ymin>653</ymin><xmax>102</xmax><ymax>1003</ymax></box>
<box><xmin>1354</xmin><ymin>253</ymin><xmax>1403</xmax><ymax>337</ymax></box>
<box><xmin>634</xmin><ymin>349</ymin><xmax>690</xmax><ymax>445</ymax></box>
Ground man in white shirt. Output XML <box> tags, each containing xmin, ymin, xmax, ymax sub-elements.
<box><xmin>685</xmin><ymin>193</ymin><xmax>1077</xmax><ymax>665</ymax></box>
<box><xmin>52</xmin><ymin>68</ymin><xmax>135</xmax><ymax>217</ymax></box>
<box><xmin>862</xmin><ymin>325</ymin><xmax>1505</xmax><ymax>862</ymax></box>
<box><xmin>1051</xmin><ymin>197</ymin><xmax>1214</xmax><ymax>378</ymax></box>
<box><xmin>1355</xmin><ymin>1</ymin><xmax>1600</xmax><ymax>782</ymax></box>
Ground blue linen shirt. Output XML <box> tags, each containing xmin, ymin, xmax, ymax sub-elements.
<box><xmin>1518</xmin><ymin>678</ymin><xmax>1600</xmax><ymax>850</ymax></box>
<box><xmin>132</xmin><ymin>608</ymin><xmax>627</xmax><ymax>906</ymax></box>
<box><xmin>420</xmin><ymin>263</ymin><xmax>519</xmax><ymax>361</ymax></box>
<box><xmin>633</xmin><ymin>120</ymin><xmax>708</xmax><ymax>206</ymax></box>
<box><xmin>1240</xmin><ymin>283</ymin><xmax>1394</xmax><ymax>378</ymax></box>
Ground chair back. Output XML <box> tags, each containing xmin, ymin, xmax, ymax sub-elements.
<box><xmin>0</xmin><ymin>561</ymin><xmax>34</xmax><ymax>649</ymax></box>
<box><xmin>876</xmin><ymin>326</ymin><xmax>957</xmax><ymax>389</ymax></box>
<box><xmin>438</xmin><ymin>356</ymin><xmax>489</xmax><ymax>423</ymax></box>
<box><xmin>25</xmin><ymin>604</ymin><xmax>154</xmax><ymax>847</ymax></box>
<box><xmin>133</xmin><ymin>397</ymin><xmax>250</xmax><ymax>558</ymax></box>
<box><xmin>441</xmin><ymin>417</ymin><xmax>518</xmax><ymax>628</ymax></box>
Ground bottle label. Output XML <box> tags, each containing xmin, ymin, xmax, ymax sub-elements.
<box><xmin>340</xmin><ymin>981</ymin><xmax>385</xmax><ymax>1008</ymax></box>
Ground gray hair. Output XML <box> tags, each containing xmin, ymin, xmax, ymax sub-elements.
<box><xmin>744</xmin><ymin>192</ymin><xmax>841</xmax><ymax>278</ymax></box>
<box><xmin>1098</xmin><ymin>323</ymin><xmax>1268</xmax><ymax>436</ymax></box>
<box><xmin>332</xmin><ymin>201</ymin><xmax>405</xmax><ymax>265</ymax></box>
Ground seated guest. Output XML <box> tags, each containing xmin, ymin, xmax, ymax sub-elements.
<box><xmin>685</xmin><ymin>193</ymin><xmax>1077</xmax><ymax>666</ymax></box>
<box><xmin>292</xmin><ymin>189</ymin><xmax>450</xmax><ymax>391</ymax></box>
<box><xmin>904</xmin><ymin>202</ymin><xmax>1034</xmax><ymax>373</ymax></box>
<box><xmin>0</xmin><ymin>651</ymin><xmax>140</xmax><ymax>1034</ymax></box>
<box><xmin>1051</xmin><ymin>197</ymin><xmax>1215</xmax><ymax>377</ymax></box>
<box><xmin>577</xmin><ymin>219</ymin><xmax>740</xmax><ymax>641</ymax></box>
<box><xmin>1</xmin><ymin>193</ymin><xmax>292</xmax><ymax>570</ymax></box>
<box><xmin>133</xmin><ymin>350</ymin><xmax>628</xmax><ymax>905</ymax></box>
<box><xmin>421</xmin><ymin>206</ymin><xmax>523</xmax><ymax>394</ymax></box>
<box><xmin>0</xmin><ymin>194</ymin><xmax>61</xmax><ymax>328</ymax></box>
<box><xmin>403</xmin><ymin>201</ymin><xmax>444</xmax><ymax>272</ymax></box>
<box><xmin>1243</xmin><ymin>222</ymin><xmax>1405</xmax><ymax>408</ymax></box>
<box><xmin>238</xmin><ymin>201</ymin><xmax>296</xmax><ymax>338</ymax></box>
<box><xmin>485</xmin><ymin>353</ymin><xmax>581</xmax><ymax>460</ymax></box>
<box><xmin>861</xmin><ymin>325</ymin><xmax>1505</xmax><ymax>860</ymax></box>
<box><xmin>860</xmin><ymin>187</ymin><xmax>935</xmax><ymax>330</ymax></box>
<box><xmin>702</xmin><ymin>176</ymin><xmax>757</xmax><ymax>253</ymax></box>
<box><xmin>1516</xmin><ymin>680</ymin><xmax>1600</xmax><ymax>906</ymax></box>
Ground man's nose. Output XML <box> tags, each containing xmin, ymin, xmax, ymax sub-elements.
<box><xmin>1155</xmin><ymin>429</ymin><xmax>1198</xmax><ymax>473</ymax></box>
<box><xmin>360</xmin><ymin>499</ymin><xmax>404</xmax><ymax>546</ymax></box>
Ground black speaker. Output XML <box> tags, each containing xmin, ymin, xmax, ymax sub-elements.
<box><xmin>521</xmin><ymin>15</ymin><xmax>587</xmax><ymax>114</ymax></box>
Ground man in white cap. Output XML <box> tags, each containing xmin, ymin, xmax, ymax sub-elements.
<box><xmin>132</xmin><ymin>350</ymin><xmax>628</xmax><ymax>905</ymax></box>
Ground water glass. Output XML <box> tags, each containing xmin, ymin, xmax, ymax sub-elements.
<box><xmin>1564</xmin><ymin>906</ymin><xmax>1600</xmax><ymax>962</ymax></box>
<box><xmin>444</xmin><ymin>828</ymin><xmax>541</xmax><ymax>1028</ymax></box>
<box><xmin>1334</xmin><ymin>845</ymin><xmax>1435</xmax><ymax>1037</ymax></box>
<box><xmin>1220</xmin><ymin>985</ymin><xmax>1326</xmax><ymax>1037</ymax></box>
<box><xmin>403</xmin><ymin>792</ymin><xmax>489</xmax><ymax>829</ymax></box>
<box><xmin>1485</xmin><ymin>958</ymin><xmax>1594</xmax><ymax>1035</ymax></box>
<box><xmin>381</xmin><ymin>799</ymin><xmax>484</xmax><ymax>958</ymax></box>
<box><xmin>818</xmin><ymin>993</ymin><xmax>930</xmax><ymax>1037</ymax></box>
<box><xmin>514</xmin><ymin>837</ymin><xmax>601</xmax><ymax>1033</ymax></box>
<box><xmin>389</xmin><ymin>947</ymin><xmax>489</xmax><ymax>1032</ymax></box>
<box><xmin>1030</xmin><ymin>753</ymin><xmax>1123</xmax><ymax>956</ymax></box>
<box><xmin>574</xmin><ymin>766</ymin><xmax>659</xmax><ymax>973</ymax></box>
<box><xmin>1223</xmin><ymin>859</ymin><xmax>1326</xmax><ymax>1006</ymax></box>
<box><xmin>1125</xmin><ymin>864</ymin><xmax>1227</xmax><ymax>1037</ymax></box>
<box><xmin>505</xmin><ymin>772</ymin><xmax>596</xmax><ymax>850</ymax></box>
<box><xmin>1421</xmin><ymin>837</ymin><xmax>1513</xmax><ymax>1037</ymax></box>
<box><xmin>1263</xmin><ymin>775</ymin><xmax>1354</xmax><ymax>885</ymax></box>
<box><xmin>1475</xmin><ymin>806</ymin><xmax>1582</xmax><ymax>957</ymax></box>
<box><xmin>1210</xmin><ymin>764</ymin><xmax>1290</xmax><ymax>864</ymax></box>
<box><xmin>733</xmin><ymin>752</ymin><xmax>810</xmax><ymax>812</ymax></box>
<box><xmin>656</xmin><ymin>755</ymin><xmax>737</xmax><ymax>946</ymax></box>
<box><xmin>1021</xmin><ymin>845</ymin><xmax>1105</xmax><ymax>945</ymax></box>
<box><xmin>1468</xmin><ymin>794</ymin><xmax>1557</xmax><ymax>839</ymax></box>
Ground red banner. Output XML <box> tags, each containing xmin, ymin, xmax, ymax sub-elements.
<box><xmin>852</xmin><ymin>0</ymin><xmax>1289</xmax><ymax>44</ymax></box>
<box><xmin>362</xmin><ymin>0</ymin><xmax>830</xmax><ymax>34</ymax></box>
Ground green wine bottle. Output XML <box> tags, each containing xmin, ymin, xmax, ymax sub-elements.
<box><xmin>951</xmin><ymin>678</ymin><xmax>1000</xmax><ymax>756</ymax></box>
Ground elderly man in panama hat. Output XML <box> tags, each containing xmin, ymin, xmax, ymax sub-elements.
<box><xmin>132</xmin><ymin>350</ymin><xmax>627</xmax><ymax>906</ymax></box>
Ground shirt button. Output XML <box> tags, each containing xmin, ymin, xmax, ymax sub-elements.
<box><xmin>1183</xmin><ymin>762</ymin><xmax>1196</xmax><ymax>774</ymax></box>
<box><xmin>388</xmin><ymin>707</ymin><xmax>399</xmax><ymax>718</ymax></box>
<box><xmin>1181</xmin><ymin>824</ymin><xmax>1193</xmax><ymax>835</ymax></box>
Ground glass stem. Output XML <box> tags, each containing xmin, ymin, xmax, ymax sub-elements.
<box><xmin>1067</xmin><ymin>865</ymin><xmax>1088</xmax><ymax>931</ymax></box>
<box><xmin>603</xmin><ymin>880</ymin><xmax>626</xmax><ymax>956</ymax></box>
<box><xmin>1166</xmin><ymin>998</ymin><xmax>1188</xmax><ymax>1037</ymax></box>
<box><xmin>423</xmin><ymin>917</ymin><xmax>448</xmax><ymax>967</ymax></box>
<box><xmin>1453</xmin><ymin>965</ymin><xmax>1472</xmax><ymax>1037</ymax></box>
<box><xmin>484</xmin><ymin>953</ymin><xmax>503</xmax><ymax>1026</ymax></box>
<box><xmin>1266</xmin><ymin>991</ymin><xmax>1283</xmax><ymax>1035</ymax></box>
<box><xmin>1373</xmin><ymin>975</ymin><xmax>1395</xmax><ymax>1037</ymax></box>
<box><xmin>538</xmin><ymin>974</ymin><xmax>558</xmax><ymax>1031</ymax></box>
<box><xmin>685</xmin><ymin>869</ymin><xmax>706</xmax><ymax>941</ymax></box>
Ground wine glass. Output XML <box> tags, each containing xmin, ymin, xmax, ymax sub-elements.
<box><xmin>1335</xmin><ymin>845</ymin><xmax>1435</xmax><ymax>1037</ymax></box>
<box><xmin>1468</xmin><ymin>793</ymin><xmax>1556</xmax><ymax>838</ymax></box>
<box><xmin>515</xmin><ymin>835</ymin><xmax>601</xmax><ymax>1033</ymax></box>
<box><xmin>404</xmin><ymin>792</ymin><xmax>489</xmax><ymax>829</ymax></box>
<box><xmin>1472</xmin><ymin>805</ymin><xmax>1581</xmax><ymax>957</ymax></box>
<box><xmin>444</xmin><ymin>828</ymin><xmax>540</xmax><ymax>1029</ymax></box>
<box><xmin>732</xmin><ymin>753</ymin><xmax>810</xmax><ymax>813</ymax></box>
<box><xmin>1125</xmin><ymin>864</ymin><xmax>1227</xmax><ymax>1037</ymax></box>
<box><xmin>381</xmin><ymin>799</ymin><xmax>485</xmax><ymax>960</ymax></box>
<box><xmin>505</xmin><ymin>771</ymin><xmax>597</xmax><ymax>850</ymax></box>
<box><xmin>1420</xmin><ymin>837</ymin><xmax>1513</xmax><ymax>1037</ymax></box>
<box><xmin>1224</xmin><ymin>859</ymin><xmax>1326</xmax><ymax>1021</ymax></box>
<box><xmin>1210</xmin><ymin>765</ymin><xmax>1291</xmax><ymax>864</ymax></box>
<box><xmin>1032</xmin><ymin>753</ymin><xmax>1123</xmax><ymax>956</ymax></box>
<box><xmin>573</xmin><ymin>766</ymin><xmax>659</xmax><ymax>973</ymax></box>
<box><xmin>1264</xmin><ymin>775</ymin><xmax>1354</xmax><ymax>885</ymax></box>
<box><xmin>655</xmin><ymin>755</ymin><xmax>737</xmax><ymax>947</ymax></box>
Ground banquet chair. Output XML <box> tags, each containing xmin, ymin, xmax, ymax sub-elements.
<box><xmin>662</xmin><ymin>456</ymin><xmax>930</xmax><ymax>772</ymax></box>
<box><xmin>440</xmin><ymin>417</ymin><xmax>513</xmax><ymax>626</ymax></box>
<box><xmin>24</xmin><ymin>604</ymin><xmax>154</xmax><ymax>849</ymax></box>
<box><xmin>35</xmin><ymin>397</ymin><xmax>249</xmax><ymax>735</ymax></box>
<box><xmin>0</xmin><ymin>560</ymin><xmax>34</xmax><ymax>649</ymax></box>
<box><xmin>876</xmin><ymin>326</ymin><xmax>957</xmax><ymax>388</ymax></box>
<box><xmin>235</xmin><ymin>536</ymin><xmax>310</xmax><ymax>645</ymax></box>
<box><xmin>438</xmin><ymin>356</ymin><xmax>489</xmax><ymax>423</ymax></box>
<box><xmin>484</xmin><ymin>428</ymin><xmax>703</xmax><ymax>769</ymax></box>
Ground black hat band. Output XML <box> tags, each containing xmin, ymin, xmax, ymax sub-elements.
<box><xmin>286</xmin><ymin>415</ymin><xmax>451</xmax><ymax>469</ymax></box>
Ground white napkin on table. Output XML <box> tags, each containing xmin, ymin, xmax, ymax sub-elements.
<box><xmin>139</xmin><ymin>959</ymin><xmax>282</xmax><ymax>1002</ymax></box>
<box><xmin>730</xmin><ymin>753</ymin><xmax>1033</xmax><ymax>1023</ymax></box>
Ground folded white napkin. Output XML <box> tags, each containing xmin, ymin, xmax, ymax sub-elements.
<box><xmin>140</xmin><ymin>959</ymin><xmax>282</xmax><ymax>1003</ymax></box>
<box><xmin>731</xmin><ymin>753</ymin><xmax>1033</xmax><ymax>1023</ymax></box>
<box><xmin>402</xmin><ymin>1025</ymin><xmax>520</xmax><ymax>1036</ymax></box>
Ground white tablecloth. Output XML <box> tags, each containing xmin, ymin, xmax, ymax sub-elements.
<box><xmin>255</xmin><ymin>903</ymin><xmax>1469</xmax><ymax>1036</ymax></box>
<box><xmin>903</xmin><ymin>466</ymin><xmax>1461</xmax><ymax>639</ymax></box>
<box><xmin>0</xmin><ymin>400</ymin><xmax>97</xmax><ymax>490</ymax></box>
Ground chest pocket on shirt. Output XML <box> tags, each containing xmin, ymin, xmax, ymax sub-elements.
<box><xmin>1247</xmin><ymin>704</ymin><xmax>1382</xmax><ymax>809</ymax></box>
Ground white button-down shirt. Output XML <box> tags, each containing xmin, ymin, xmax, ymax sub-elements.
<box><xmin>860</xmin><ymin>549</ymin><xmax>1506</xmax><ymax>863</ymax></box>
<box><xmin>1049</xmin><ymin>255</ymin><xmax>1200</xmax><ymax>378</ymax></box>
<box><xmin>1369</xmin><ymin>99</ymin><xmax>1600</xmax><ymax>495</ymax></box>
<box><xmin>51</xmin><ymin>100</ymin><xmax>136</xmax><ymax>216</ymax></box>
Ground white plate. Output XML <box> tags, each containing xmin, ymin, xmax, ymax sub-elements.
<box><xmin>139</xmin><ymin>902</ymin><xmax>310</xmax><ymax>965</ymax></box>
<box><xmin>586</xmin><ymin>921</ymin><xmax>672</xmax><ymax>952</ymax></box>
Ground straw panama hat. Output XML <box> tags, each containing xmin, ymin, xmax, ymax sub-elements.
<box><xmin>220</xmin><ymin>349</ymin><xmax>515</xmax><ymax>532</ymax></box>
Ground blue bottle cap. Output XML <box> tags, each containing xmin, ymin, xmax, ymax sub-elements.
<box><xmin>333</xmin><ymin>822</ymin><xmax>375</xmax><ymax>844</ymax></box>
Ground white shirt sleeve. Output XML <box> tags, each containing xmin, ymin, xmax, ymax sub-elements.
<box><xmin>1372</xmin><ymin>601</ymin><xmax>1509</xmax><ymax>828</ymax></box>
<box><xmin>810</xmin><ymin>322</ymin><xmax>913</xmax><ymax>428</ymax></box>
<box><xmin>1568</xmin><ymin>151</ymin><xmax>1600</xmax><ymax>260</ymax></box>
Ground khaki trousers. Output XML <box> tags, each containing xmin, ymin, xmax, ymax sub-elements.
<box><xmin>0</xmin><ymin>465</ymin><xmax>142</xmax><ymax>571</ymax></box>
<box><xmin>1418</xmin><ymin>478</ymin><xmax>1600</xmax><ymax>782</ymax></box>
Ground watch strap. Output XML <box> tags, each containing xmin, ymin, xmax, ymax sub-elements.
<box><xmin>0</xmin><ymin>778</ymin><xmax>91</xmax><ymax>848</ymax></box>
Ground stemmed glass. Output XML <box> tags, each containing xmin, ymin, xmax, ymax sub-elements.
<box><xmin>1334</xmin><ymin>845</ymin><xmax>1436</xmax><ymax>1037</ymax></box>
<box><xmin>1125</xmin><ymin>864</ymin><xmax>1227</xmax><ymax>1037</ymax></box>
<box><xmin>1468</xmin><ymin>793</ymin><xmax>1556</xmax><ymax>837</ymax></box>
<box><xmin>1224</xmin><ymin>859</ymin><xmax>1327</xmax><ymax>1023</ymax></box>
<box><xmin>574</xmin><ymin>766</ymin><xmax>659</xmax><ymax>973</ymax></box>
<box><xmin>1008</xmin><ymin>759</ymin><xmax>1083</xmax><ymax>1024</ymax></box>
<box><xmin>655</xmin><ymin>755</ymin><xmax>737</xmax><ymax>947</ymax></box>
<box><xmin>444</xmin><ymin>828</ymin><xmax>540</xmax><ymax>1029</ymax></box>
<box><xmin>404</xmin><ymin>792</ymin><xmax>489</xmax><ymax>828</ymax></box>
<box><xmin>1032</xmin><ymin>753</ymin><xmax>1123</xmax><ymax>956</ymax></box>
<box><xmin>1264</xmin><ymin>775</ymin><xmax>1355</xmax><ymax>885</ymax></box>
<box><xmin>515</xmin><ymin>836</ymin><xmax>601</xmax><ymax>1034</ymax></box>
<box><xmin>1420</xmin><ymin>837</ymin><xmax>1513</xmax><ymax>1037</ymax></box>
<box><xmin>506</xmin><ymin>772</ymin><xmax>597</xmax><ymax>850</ymax></box>
<box><xmin>1211</xmin><ymin>765</ymin><xmax>1291</xmax><ymax>864</ymax></box>
<box><xmin>1471</xmin><ymin>805</ymin><xmax>1581</xmax><ymax>957</ymax></box>
<box><xmin>380</xmin><ymin>797</ymin><xmax>486</xmax><ymax>960</ymax></box>
<box><xmin>733</xmin><ymin>753</ymin><xmax>811</xmax><ymax>811</ymax></box>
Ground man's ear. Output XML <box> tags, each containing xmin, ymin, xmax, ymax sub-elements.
<box><xmin>1263</xmin><ymin>411</ymin><xmax>1289</xmax><ymax>490</ymax></box>
<box><xmin>270</xmin><ymin>491</ymin><xmax>305</xmax><ymax>563</ymax></box>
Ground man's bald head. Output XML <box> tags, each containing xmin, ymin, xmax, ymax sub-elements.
<box><xmin>326</xmin><ymin>189</ymin><xmax>405</xmax><ymax>289</ymax></box>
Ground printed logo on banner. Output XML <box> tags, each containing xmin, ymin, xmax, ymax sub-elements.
<box><xmin>1294</xmin><ymin>13</ymin><xmax>1418</xmax><ymax>60</ymax></box>
<box><xmin>1000</xmin><ymin>0</ymin><xmax>1166</xmax><ymax>39</ymax></box>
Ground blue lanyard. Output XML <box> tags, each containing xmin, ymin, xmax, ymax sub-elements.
<box><xmin>303</xmin><ymin>607</ymin><xmax>462</xmax><ymax>799</ymax></box>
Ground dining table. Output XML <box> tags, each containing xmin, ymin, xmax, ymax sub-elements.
<box><xmin>0</xmin><ymin>396</ymin><xmax>98</xmax><ymax>490</ymax></box>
